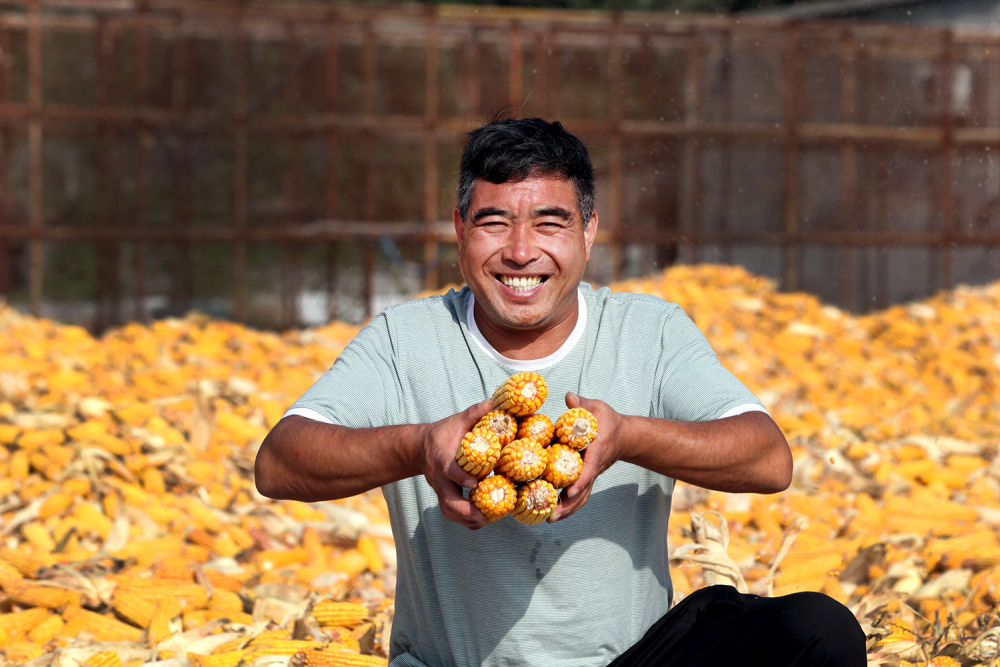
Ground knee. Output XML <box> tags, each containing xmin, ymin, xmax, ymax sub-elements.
<box><xmin>778</xmin><ymin>592</ymin><xmax>867</xmax><ymax>665</ymax></box>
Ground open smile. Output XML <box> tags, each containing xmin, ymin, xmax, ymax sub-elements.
<box><xmin>497</xmin><ymin>275</ymin><xmax>547</xmax><ymax>292</ymax></box>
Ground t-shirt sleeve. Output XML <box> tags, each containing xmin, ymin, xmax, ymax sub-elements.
<box><xmin>653</xmin><ymin>307</ymin><xmax>765</xmax><ymax>422</ymax></box>
<box><xmin>285</xmin><ymin>313</ymin><xmax>403</xmax><ymax>428</ymax></box>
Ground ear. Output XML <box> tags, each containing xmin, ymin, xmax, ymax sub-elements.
<box><xmin>453</xmin><ymin>207</ymin><xmax>465</xmax><ymax>252</ymax></box>
<box><xmin>583</xmin><ymin>212</ymin><xmax>598</xmax><ymax>261</ymax></box>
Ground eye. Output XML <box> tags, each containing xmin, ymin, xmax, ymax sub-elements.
<box><xmin>538</xmin><ymin>220</ymin><xmax>565</xmax><ymax>230</ymax></box>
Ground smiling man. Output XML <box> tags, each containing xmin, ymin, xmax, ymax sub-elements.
<box><xmin>254</xmin><ymin>117</ymin><xmax>866</xmax><ymax>666</ymax></box>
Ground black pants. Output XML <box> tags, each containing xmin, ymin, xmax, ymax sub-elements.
<box><xmin>609</xmin><ymin>585</ymin><xmax>868</xmax><ymax>666</ymax></box>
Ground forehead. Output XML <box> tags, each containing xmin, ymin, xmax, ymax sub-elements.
<box><xmin>468</xmin><ymin>176</ymin><xmax>579</xmax><ymax>214</ymax></box>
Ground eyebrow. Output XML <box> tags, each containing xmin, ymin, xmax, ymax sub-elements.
<box><xmin>471</xmin><ymin>206</ymin><xmax>511</xmax><ymax>222</ymax></box>
<box><xmin>470</xmin><ymin>206</ymin><xmax>574</xmax><ymax>222</ymax></box>
<box><xmin>534</xmin><ymin>206</ymin><xmax>573</xmax><ymax>220</ymax></box>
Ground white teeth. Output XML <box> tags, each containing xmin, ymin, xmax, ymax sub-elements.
<box><xmin>501</xmin><ymin>275</ymin><xmax>542</xmax><ymax>290</ymax></box>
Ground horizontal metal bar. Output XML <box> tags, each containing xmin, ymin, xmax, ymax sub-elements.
<box><xmin>1</xmin><ymin>4</ymin><xmax>997</xmax><ymax>50</ymax></box>
<box><xmin>2</xmin><ymin>223</ymin><xmax>998</xmax><ymax>246</ymax></box>
<box><xmin>3</xmin><ymin>104</ymin><xmax>999</xmax><ymax>145</ymax></box>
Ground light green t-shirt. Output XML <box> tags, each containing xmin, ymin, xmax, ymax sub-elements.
<box><xmin>287</xmin><ymin>284</ymin><xmax>764</xmax><ymax>667</ymax></box>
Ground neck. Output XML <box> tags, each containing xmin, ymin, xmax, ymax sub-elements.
<box><xmin>473</xmin><ymin>301</ymin><xmax>579</xmax><ymax>362</ymax></box>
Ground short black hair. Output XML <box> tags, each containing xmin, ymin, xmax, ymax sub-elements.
<box><xmin>457</xmin><ymin>117</ymin><xmax>596</xmax><ymax>225</ymax></box>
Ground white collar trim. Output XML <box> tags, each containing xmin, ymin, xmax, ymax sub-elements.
<box><xmin>466</xmin><ymin>289</ymin><xmax>587</xmax><ymax>371</ymax></box>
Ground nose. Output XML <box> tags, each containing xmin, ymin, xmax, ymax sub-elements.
<box><xmin>502</xmin><ymin>223</ymin><xmax>538</xmax><ymax>266</ymax></box>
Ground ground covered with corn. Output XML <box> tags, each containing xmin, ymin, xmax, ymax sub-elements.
<box><xmin>1</xmin><ymin>264</ymin><xmax>998</xmax><ymax>667</ymax></box>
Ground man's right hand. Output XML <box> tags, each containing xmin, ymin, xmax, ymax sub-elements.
<box><xmin>419</xmin><ymin>398</ymin><xmax>494</xmax><ymax>529</ymax></box>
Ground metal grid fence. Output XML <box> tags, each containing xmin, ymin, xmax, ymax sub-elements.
<box><xmin>1</xmin><ymin>1</ymin><xmax>998</xmax><ymax>330</ymax></box>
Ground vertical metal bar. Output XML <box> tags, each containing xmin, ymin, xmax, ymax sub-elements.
<box><xmin>855</xmin><ymin>36</ymin><xmax>873</xmax><ymax>309</ymax></box>
<box><xmin>324</xmin><ymin>15</ymin><xmax>340</xmax><ymax>323</ymax></box>
<box><xmin>362</xmin><ymin>18</ymin><xmax>376</xmax><ymax>318</ymax></box>
<box><xmin>0</xmin><ymin>26</ymin><xmax>12</xmax><ymax>299</ymax></box>
<box><xmin>874</xmin><ymin>35</ymin><xmax>889</xmax><ymax>309</ymax></box>
<box><xmin>281</xmin><ymin>21</ymin><xmax>303</xmax><ymax>330</ymax></box>
<box><xmin>608</xmin><ymin>14</ymin><xmax>624</xmax><ymax>280</ymax></box>
<box><xmin>680</xmin><ymin>26</ymin><xmax>702</xmax><ymax>264</ymax></box>
<box><xmin>173</xmin><ymin>28</ymin><xmax>194</xmax><ymax>315</ymax></box>
<box><xmin>545</xmin><ymin>24</ymin><xmax>558</xmax><ymax>118</ymax></box>
<box><xmin>839</xmin><ymin>27</ymin><xmax>857</xmax><ymax>311</ymax></box>
<box><xmin>781</xmin><ymin>23</ymin><xmax>801</xmax><ymax>292</ymax></box>
<box><xmin>27</xmin><ymin>0</ymin><xmax>43</xmax><ymax>317</ymax></box>
<box><xmin>533</xmin><ymin>30</ymin><xmax>549</xmax><ymax>117</ymax></box>
<box><xmin>507</xmin><ymin>19</ymin><xmax>522</xmax><ymax>112</ymax></box>
<box><xmin>938</xmin><ymin>29</ymin><xmax>956</xmax><ymax>292</ymax></box>
<box><xmin>718</xmin><ymin>26</ymin><xmax>732</xmax><ymax>266</ymax></box>
<box><xmin>424</xmin><ymin>8</ymin><xmax>441</xmax><ymax>291</ymax></box>
<box><xmin>233</xmin><ymin>15</ymin><xmax>248</xmax><ymax>324</ymax></box>
<box><xmin>464</xmin><ymin>24</ymin><xmax>481</xmax><ymax>117</ymax></box>
<box><xmin>94</xmin><ymin>16</ymin><xmax>116</xmax><ymax>332</ymax></box>
<box><xmin>133</xmin><ymin>7</ymin><xmax>150</xmax><ymax>323</ymax></box>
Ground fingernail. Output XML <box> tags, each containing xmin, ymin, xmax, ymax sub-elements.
<box><xmin>565</xmin><ymin>487</ymin><xmax>578</xmax><ymax>499</ymax></box>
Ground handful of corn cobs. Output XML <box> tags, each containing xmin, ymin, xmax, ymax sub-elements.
<box><xmin>455</xmin><ymin>372</ymin><xmax>598</xmax><ymax>525</ymax></box>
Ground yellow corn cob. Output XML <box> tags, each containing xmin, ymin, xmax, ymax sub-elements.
<box><xmin>494</xmin><ymin>438</ymin><xmax>547</xmax><ymax>482</ymax></box>
<box><xmin>208</xmin><ymin>588</ymin><xmax>245</xmax><ymax>615</ymax></box>
<box><xmin>516</xmin><ymin>413</ymin><xmax>554</xmax><ymax>445</ymax></box>
<box><xmin>0</xmin><ymin>546</ymin><xmax>53</xmax><ymax>576</ymax></box>
<box><xmin>0</xmin><ymin>559</ymin><xmax>23</xmax><ymax>587</ymax></box>
<box><xmin>492</xmin><ymin>372</ymin><xmax>547</xmax><ymax>417</ymax></box>
<box><xmin>251</xmin><ymin>639</ymin><xmax>329</xmax><ymax>656</ymax></box>
<box><xmin>470</xmin><ymin>474</ymin><xmax>517</xmax><ymax>522</ymax></box>
<box><xmin>256</xmin><ymin>547</ymin><xmax>312</xmax><ymax>571</ymax></box>
<box><xmin>247</xmin><ymin>628</ymin><xmax>295</xmax><ymax>645</ymax></box>
<box><xmin>0</xmin><ymin>607</ymin><xmax>51</xmax><ymax>639</ymax></box>
<box><xmin>201</xmin><ymin>568</ymin><xmax>244</xmax><ymax>593</ymax></box>
<box><xmin>512</xmin><ymin>479</ymin><xmax>559</xmax><ymax>525</ymax></box>
<box><xmin>474</xmin><ymin>410</ymin><xmax>518</xmax><ymax>446</ymax></box>
<box><xmin>38</xmin><ymin>490</ymin><xmax>75</xmax><ymax>519</ymax></box>
<box><xmin>296</xmin><ymin>647</ymin><xmax>389</xmax><ymax>666</ymax></box>
<box><xmin>112</xmin><ymin>587</ymin><xmax>160</xmax><ymax>628</ymax></box>
<box><xmin>72</xmin><ymin>501</ymin><xmax>115</xmax><ymax>539</ymax></box>
<box><xmin>356</xmin><ymin>535</ymin><xmax>384</xmax><ymax>574</ymax></box>
<box><xmin>152</xmin><ymin>559</ymin><xmax>194</xmax><ymax>582</ymax></box>
<box><xmin>113</xmin><ymin>577</ymin><xmax>210</xmax><ymax>608</ymax></box>
<box><xmin>554</xmin><ymin>408</ymin><xmax>598</xmax><ymax>449</ymax></box>
<box><xmin>311</xmin><ymin>600</ymin><xmax>370</xmax><ymax>628</ymax></box>
<box><xmin>147</xmin><ymin>598</ymin><xmax>177</xmax><ymax>645</ymax></box>
<box><xmin>4</xmin><ymin>641</ymin><xmax>46</xmax><ymax>663</ymax></box>
<box><xmin>542</xmin><ymin>444</ymin><xmax>584</xmax><ymax>488</ymax></box>
<box><xmin>26</xmin><ymin>610</ymin><xmax>63</xmax><ymax>643</ymax></box>
<box><xmin>190</xmin><ymin>649</ymin><xmax>247</xmax><ymax>667</ymax></box>
<box><xmin>3</xmin><ymin>579</ymin><xmax>85</xmax><ymax>609</ymax></box>
<box><xmin>8</xmin><ymin>449</ymin><xmax>30</xmax><ymax>480</ymax></box>
<box><xmin>62</xmin><ymin>606</ymin><xmax>144</xmax><ymax>642</ymax></box>
<box><xmin>20</xmin><ymin>522</ymin><xmax>56</xmax><ymax>552</ymax></box>
<box><xmin>84</xmin><ymin>650</ymin><xmax>124</xmax><ymax>667</ymax></box>
<box><xmin>455</xmin><ymin>429</ymin><xmax>502</xmax><ymax>478</ymax></box>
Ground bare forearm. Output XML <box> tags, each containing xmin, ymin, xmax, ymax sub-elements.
<box><xmin>254</xmin><ymin>415</ymin><xmax>426</xmax><ymax>501</ymax></box>
<box><xmin>616</xmin><ymin>411</ymin><xmax>792</xmax><ymax>493</ymax></box>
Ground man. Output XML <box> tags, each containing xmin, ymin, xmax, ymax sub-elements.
<box><xmin>254</xmin><ymin>117</ymin><xmax>867</xmax><ymax>666</ymax></box>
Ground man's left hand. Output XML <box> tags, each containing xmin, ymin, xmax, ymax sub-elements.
<box><xmin>548</xmin><ymin>392</ymin><xmax>623</xmax><ymax>522</ymax></box>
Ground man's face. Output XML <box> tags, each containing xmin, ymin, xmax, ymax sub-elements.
<box><xmin>453</xmin><ymin>175</ymin><xmax>598</xmax><ymax>340</ymax></box>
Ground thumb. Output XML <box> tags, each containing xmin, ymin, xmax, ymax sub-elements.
<box><xmin>565</xmin><ymin>392</ymin><xmax>589</xmax><ymax>409</ymax></box>
<box><xmin>465</xmin><ymin>398</ymin><xmax>493</xmax><ymax>424</ymax></box>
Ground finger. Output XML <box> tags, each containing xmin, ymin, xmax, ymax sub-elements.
<box><xmin>446</xmin><ymin>458</ymin><xmax>481</xmax><ymax>490</ymax></box>
<box><xmin>437</xmin><ymin>483</ymin><xmax>487</xmax><ymax>529</ymax></box>
<box><xmin>464</xmin><ymin>398</ymin><xmax>494</xmax><ymax>424</ymax></box>
<box><xmin>565</xmin><ymin>391</ymin><xmax>581</xmax><ymax>409</ymax></box>
<box><xmin>565</xmin><ymin>391</ymin><xmax>596</xmax><ymax>408</ymax></box>
<box><xmin>550</xmin><ymin>483</ymin><xmax>593</xmax><ymax>522</ymax></box>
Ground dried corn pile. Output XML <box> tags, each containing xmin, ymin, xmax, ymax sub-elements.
<box><xmin>0</xmin><ymin>312</ymin><xmax>389</xmax><ymax>666</ymax></box>
<box><xmin>1</xmin><ymin>264</ymin><xmax>999</xmax><ymax>667</ymax></box>
<box><xmin>614</xmin><ymin>266</ymin><xmax>1000</xmax><ymax>667</ymax></box>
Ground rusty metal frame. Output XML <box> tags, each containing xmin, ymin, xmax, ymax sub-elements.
<box><xmin>0</xmin><ymin>1</ymin><xmax>998</xmax><ymax>330</ymax></box>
